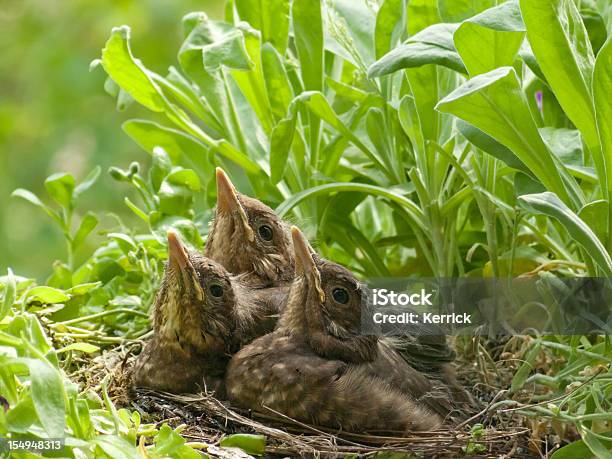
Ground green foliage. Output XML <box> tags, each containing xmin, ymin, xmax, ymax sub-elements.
<box><xmin>2</xmin><ymin>0</ymin><xmax>612</xmax><ymax>457</ymax></box>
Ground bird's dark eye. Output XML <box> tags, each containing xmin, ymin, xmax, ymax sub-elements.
<box><xmin>258</xmin><ymin>224</ymin><xmax>273</xmax><ymax>241</ymax></box>
<box><xmin>332</xmin><ymin>288</ymin><xmax>350</xmax><ymax>304</ymax></box>
<box><xmin>209</xmin><ymin>284</ymin><xmax>224</xmax><ymax>298</ymax></box>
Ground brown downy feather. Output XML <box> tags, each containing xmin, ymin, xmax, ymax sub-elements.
<box><xmin>226</xmin><ymin>227</ymin><xmax>459</xmax><ymax>434</ymax></box>
<box><xmin>208</xmin><ymin>168</ymin><xmax>472</xmax><ymax>407</ymax></box>
<box><xmin>132</xmin><ymin>231</ymin><xmax>285</xmax><ymax>395</ymax></box>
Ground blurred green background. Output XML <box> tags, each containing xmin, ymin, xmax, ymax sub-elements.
<box><xmin>0</xmin><ymin>0</ymin><xmax>223</xmax><ymax>281</ymax></box>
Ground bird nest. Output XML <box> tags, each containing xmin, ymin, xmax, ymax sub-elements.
<box><xmin>69</xmin><ymin>341</ymin><xmax>543</xmax><ymax>458</ymax></box>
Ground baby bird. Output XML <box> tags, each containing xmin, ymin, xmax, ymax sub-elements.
<box><xmin>226</xmin><ymin>227</ymin><xmax>455</xmax><ymax>434</ymax></box>
<box><xmin>132</xmin><ymin>231</ymin><xmax>284</xmax><ymax>395</ymax></box>
<box><xmin>208</xmin><ymin>169</ymin><xmax>470</xmax><ymax>406</ymax></box>
<box><xmin>205</xmin><ymin>168</ymin><xmax>293</xmax><ymax>288</ymax></box>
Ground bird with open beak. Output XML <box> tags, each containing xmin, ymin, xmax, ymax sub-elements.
<box><xmin>132</xmin><ymin>230</ymin><xmax>284</xmax><ymax>395</ymax></box>
<box><xmin>205</xmin><ymin>168</ymin><xmax>294</xmax><ymax>288</ymax></box>
<box><xmin>225</xmin><ymin>227</ymin><xmax>459</xmax><ymax>434</ymax></box>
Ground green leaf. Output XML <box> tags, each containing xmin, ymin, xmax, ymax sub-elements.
<box><xmin>57</xmin><ymin>343</ymin><xmax>100</xmax><ymax>354</ymax></box>
<box><xmin>108</xmin><ymin>233</ymin><xmax>138</xmax><ymax>254</ymax></box>
<box><xmin>436</xmin><ymin>67</ymin><xmax>576</xmax><ymax>206</ymax></box>
<box><xmin>293</xmin><ymin>0</ymin><xmax>323</xmax><ymax>91</ymax></box>
<box><xmin>6</xmin><ymin>397</ymin><xmax>38</xmax><ymax>433</ymax></box>
<box><xmin>66</xmin><ymin>282</ymin><xmax>101</xmax><ymax>296</ymax></box>
<box><xmin>520</xmin><ymin>0</ymin><xmax>601</xmax><ymax>182</ymax></box>
<box><xmin>11</xmin><ymin>189</ymin><xmax>59</xmax><ymax>225</ymax></box>
<box><xmin>166</xmin><ymin>169</ymin><xmax>201</xmax><ymax>191</ymax></box>
<box><xmin>45</xmin><ymin>173</ymin><xmax>75</xmax><ymax>209</ymax></box>
<box><xmin>510</xmin><ymin>340</ymin><xmax>541</xmax><ymax>392</ymax></box>
<box><xmin>518</xmin><ymin>192</ymin><xmax>612</xmax><ymax>275</ymax></box>
<box><xmin>375</xmin><ymin>0</ymin><xmax>404</xmax><ymax>60</ymax></box>
<box><xmin>577</xmin><ymin>427</ymin><xmax>612</xmax><ymax>459</ymax></box>
<box><xmin>1</xmin><ymin>268</ymin><xmax>16</xmax><ymax>320</ymax></box>
<box><xmin>236</xmin><ymin>0</ymin><xmax>290</xmax><ymax>53</ymax></box>
<box><xmin>369</xmin><ymin>23</ymin><xmax>466</xmax><ymax>77</ymax></box>
<box><xmin>27</xmin><ymin>286</ymin><xmax>71</xmax><ymax>304</ymax></box>
<box><xmin>149</xmin><ymin>146</ymin><xmax>173</xmax><ymax>192</ymax></box>
<box><xmin>101</xmin><ymin>26</ymin><xmax>168</xmax><ymax>112</ymax></box>
<box><xmin>220</xmin><ymin>433</ymin><xmax>266</xmax><ymax>456</ymax></box>
<box><xmin>593</xmin><ymin>37</ymin><xmax>612</xmax><ymax>227</ymax></box>
<box><xmin>261</xmin><ymin>43</ymin><xmax>293</xmax><ymax>120</ymax></box>
<box><xmin>269</xmin><ymin>112</ymin><xmax>296</xmax><ymax>184</ymax></box>
<box><xmin>277</xmin><ymin>182</ymin><xmax>425</xmax><ymax>232</ymax></box>
<box><xmin>73</xmin><ymin>212</ymin><xmax>99</xmax><ymax>250</ymax></box>
<box><xmin>438</xmin><ymin>0</ymin><xmax>495</xmax><ymax>22</ymax></box>
<box><xmin>456</xmin><ymin>120</ymin><xmax>530</xmax><ymax>175</ymax></box>
<box><xmin>454</xmin><ymin>1</ymin><xmax>525</xmax><ymax>76</ymax></box>
<box><xmin>17</xmin><ymin>357</ymin><xmax>66</xmax><ymax>437</ymax></box>
<box><xmin>74</xmin><ymin>166</ymin><xmax>101</xmax><ymax>199</ymax></box>
<box><xmin>152</xmin><ymin>424</ymin><xmax>201</xmax><ymax>458</ymax></box>
<box><xmin>92</xmin><ymin>435</ymin><xmax>139</xmax><ymax>459</ymax></box>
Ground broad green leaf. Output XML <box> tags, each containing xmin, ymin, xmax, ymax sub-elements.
<box><xmin>66</xmin><ymin>282</ymin><xmax>101</xmax><ymax>296</ymax></box>
<box><xmin>101</xmin><ymin>26</ymin><xmax>168</xmax><ymax>112</ymax></box>
<box><xmin>550</xmin><ymin>434</ymin><xmax>612</xmax><ymax>459</ymax></box>
<box><xmin>92</xmin><ymin>435</ymin><xmax>139</xmax><ymax>459</ymax></box>
<box><xmin>518</xmin><ymin>192</ymin><xmax>612</xmax><ymax>275</ymax></box>
<box><xmin>261</xmin><ymin>43</ymin><xmax>293</xmax><ymax>120</ymax></box>
<box><xmin>74</xmin><ymin>166</ymin><xmax>101</xmax><ymax>199</ymax></box>
<box><xmin>436</xmin><ymin>67</ymin><xmax>574</xmax><ymax>206</ymax></box>
<box><xmin>45</xmin><ymin>173</ymin><xmax>75</xmax><ymax>209</ymax></box>
<box><xmin>407</xmin><ymin>0</ymin><xmax>440</xmax><ymax>35</ymax></box>
<box><xmin>276</xmin><ymin>182</ymin><xmax>425</xmax><ymax>232</ymax></box>
<box><xmin>293</xmin><ymin>0</ymin><xmax>323</xmax><ymax>91</ymax></box>
<box><xmin>28</xmin><ymin>286</ymin><xmax>70</xmax><ymax>304</ymax></box>
<box><xmin>594</xmin><ymin>37</ymin><xmax>612</xmax><ymax>225</ymax></box>
<box><xmin>1</xmin><ymin>268</ymin><xmax>16</xmax><ymax>320</ymax></box>
<box><xmin>369</xmin><ymin>23</ymin><xmax>466</xmax><ymax>77</ymax></box>
<box><xmin>6</xmin><ymin>397</ymin><xmax>37</xmax><ymax>433</ymax></box>
<box><xmin>577</xmin><ymin>427</ymin><xmax>612</xmax><ymax>459</ymax></box>
<box><xmin>166</xmin><ymin>169</ymin><xmax>201</xmax><ymax>191</ymax></box>
<box><xmin>375</xmin><ymin>0</ymin><xmax>404</xmax><ymax>59</ymax></box>
<box><xmin>438</xmin><ymin>0</ymin><xmax>495</xmax><ymax>22</ymax></box>
<box><xmin>150</xmin><ymin>146</ymin><xmax>173</xmax><ymax>192</ymax></box>
<box><xmin>17</xmin><ymin>357</ymin><xmax>66</xmax><ymax>438</ymax></box>
<box><xmin>581</xmin><ymin>7</ymin><xmax>607</xmax><ymax>53</ymax></box>
<box><xmin>73</xmin><ymin>212</ymin><xmax>99</xmax><ymax>250</ymax></box>
<box><xmin>457</xmin><ymin>120</ymin><xmax>530</xmax><ymax>175</ymax></box>
<box><xmin>269</xmin><ymin>112</ymin><xmax>297</xmax><ymax>184</ymax></box>
<box><xmin>220</xmin><ymin>433</ymin><xmax>266</xmax><ymax>456</ymax></box>
<box><xmin>578</xmin><ymin>200</ymin><xmax>608</xmax><ymax>244</ymax></box>
<box><xmin>108</xmin><ymin>233</ymin><xmax>138</xmax><ymax>254</ymax></box>
<box><xmin>454</xmin><ymin>1</ymin><xmax>525</xmax><ymax>76</ymax></box>
<box><xmin>153</xmin><ymin>424</ymin><xmax>201</xmax><ymax>458</ymax></box>
<box><xmin>57</xmin><ymin>343</ymin><xmax>100</xmax><ymax>354</ymax></box>
<box><xmin>520</xmin><ymin>0</ymin><xmax>602</xmax><ymax>183</ymax></box>
<box><xmin>236</xmin><ymin>0</ymin><xmax>290</xmax><ymax>53</ymax></box>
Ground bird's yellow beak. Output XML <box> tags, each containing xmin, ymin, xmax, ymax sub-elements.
<box><xmin>216</xmin><ymin>167</ymin><xmax>242</xmax><ymax>214</ymax></box>
<box><xmin>167</xmin><ymin>229</ymin><xmax>204</xmax><ymax>301</ymax></box>
<box><xmin>291</xmin><ymin>226</ymin><xmax>316</xmax><ymax>276</ymax></box>
<box><xmin>167</xmin><ymin>229</ymin><xmax>190</xmax><ymax>270</ymax></box>
<box><xmin>215</xmin><ymin>167</ymin><xmax>253</xmax><ymax>241</ymax></box>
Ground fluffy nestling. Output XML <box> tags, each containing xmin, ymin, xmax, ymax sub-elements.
<box><xmin>205</xmin><ymin>168</ymin><xmax>294</xmax><ymax>288</ymax></box>
<box><xmin>208</xmin><ymin>169</ymin><xmax>470</xmax><ymax>406</ymax></box>
<box><xmin>226</xmin><ymin>227</ymin><xmax>457</xmax><ymax>434</ymax></box>
<box><xmin>132</xmin><ymin>230</ymin><xmax>284</xmax><ymax>395</ymax></box>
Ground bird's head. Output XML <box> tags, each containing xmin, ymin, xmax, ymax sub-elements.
<box><xmin>153</xmin><ymin>230</ymin><xmax>237</xmax><ymax>355</ymax></box>
<box><xmin>205</xmin><ymin>168</ymin><xmax>293</xmax><ymax>286</ymax></box>
<box><xmin>280</xmin><ymin>226</ymin><xmax>377</xmax><ymax>362</ymax></box>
